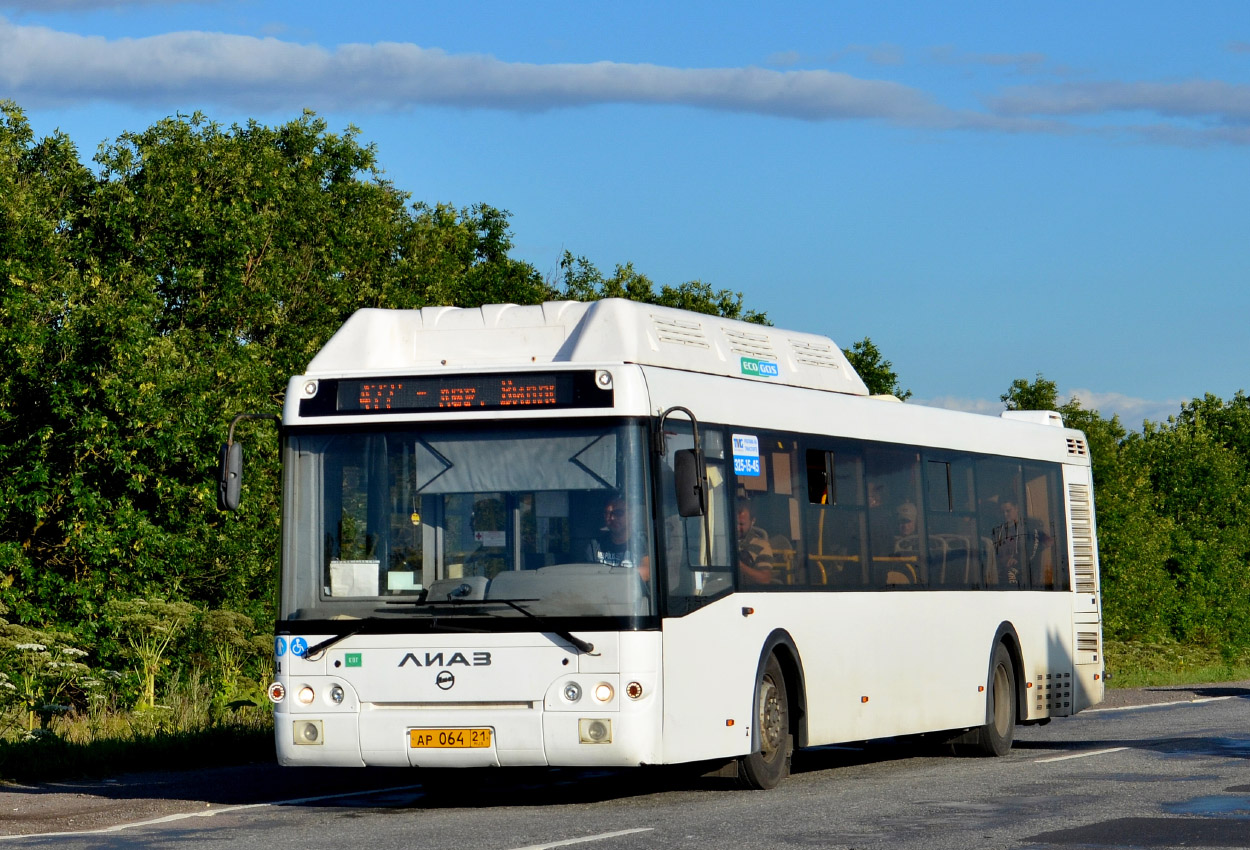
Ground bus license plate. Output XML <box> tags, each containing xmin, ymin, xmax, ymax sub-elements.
<box><xmin>410</xmin><ymin>728</ymin><xmax>492</xmax><ymax>748</ymax></box>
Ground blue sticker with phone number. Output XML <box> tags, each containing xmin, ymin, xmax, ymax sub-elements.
<box><xmin>732</xmin><ymin>433</ymin><xmax>761</xmax><ymax>476</ymax></box>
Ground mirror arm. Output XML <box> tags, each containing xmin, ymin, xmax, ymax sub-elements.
<box><xmin>227</xmin><ymin>412</ymin><xmax>281</xmax><ymax>445</ymax></box>
<box><xmin>656</xmin><ymin>406</ymin><xmax>713</xmax><ymax>562</ymax></box>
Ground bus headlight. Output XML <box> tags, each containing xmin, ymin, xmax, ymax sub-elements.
<box><xmin>329</xmin><ymin>684</ymin><xmax>345</xmax><ymax>705</ymax></box>
<box><xmin>563</xmin><ymin>682</ymin><xmax>582</xmax><ymax>703</ymax></box>
<box><xmin>297</xmin><ymin>686</ymin><xmax>315</xmax><ymax>705</ymax></box>
<box><xmin>593</xmin><ymin>683</ymin><xmax>614</xmax><ymax>703</ymax></box>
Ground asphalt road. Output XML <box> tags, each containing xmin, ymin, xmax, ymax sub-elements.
<box><xmin>2</xmin><ymin>681</ymin><xmax>1248</xmax><ymax>849</ymax></box>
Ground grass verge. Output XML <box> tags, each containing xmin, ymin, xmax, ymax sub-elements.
<box><xmin>1104</xmin><ymin>639</ymin><xmax>1250</xmax><ymax>689</ymax></box>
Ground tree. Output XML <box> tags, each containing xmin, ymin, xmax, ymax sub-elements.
<box><xmin>555</xmin><ymin>251</ymin><xmax>768</xmax><ymax>323</ymax></box>
<box><xmin>0</xmin><ymin>104</ymin><xmax>780</xmax><ymax>711</ymax></box>
<box><xmin>842</xmin><ymin>338</ymin><xmax>911</xmax><ymax>399</ymax></box>
<box><xmin>1001</xmin><ymin>373</ymin><xmax>1059</xmax><ymax>411</ymax></box>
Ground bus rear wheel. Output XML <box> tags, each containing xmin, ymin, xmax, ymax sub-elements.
<box><xmin>975</xmin><ymin>642</ymin><xmax>1016</xmax><ymax>756</ymax></box>
<box><xmin>737</xmin><ymin>654</ymin><xmax>791</xmax><ymax>789</ymax></box>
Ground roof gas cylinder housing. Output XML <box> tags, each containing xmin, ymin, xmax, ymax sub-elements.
<box><xmin>302</xmin><ymin>298</ymin><xmax>870</xmax><ymax>398</ymax></box>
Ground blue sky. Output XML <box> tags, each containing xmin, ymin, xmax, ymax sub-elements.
<box><xmin>3</xmin><ymin>1</ymin><xmax>1248</xmax><ymax>427</ymax></box>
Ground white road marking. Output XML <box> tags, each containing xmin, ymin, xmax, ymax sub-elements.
<box><xmin>0</xmin><ymin>783</ymin><xmax>425</xmax><ymax>841</ymax></box>
<box><xmin>508</xmin><ymin>828</ymin><xmax>655</xmax><ymax>850</ymax></box>
<box><xmin>1035</xmin><ymin>746</ymin><xmax>1128</xmax><ymax>763</ymax></box>
<box><xmin>1088</xmin><ymin>695</ymin><xmax>1233</xmax><ymax>713</ymax></box>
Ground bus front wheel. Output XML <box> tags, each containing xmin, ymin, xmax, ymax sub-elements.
<box><xmin>737</xmin><ymin>654</ymin><xmax>791</xmax><ymax>789</ymax></box>
<box><xmin>975</xmin><ymin>642</ymin><xmax>1016</xmax><ymax>756</ymax></box>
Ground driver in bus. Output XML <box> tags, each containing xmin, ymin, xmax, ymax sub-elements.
<box><xmin>737</xmin><ymin>499</ymin><xmax>775</xmax><ymax>585</ymax></box>
<box><xmin>587</xmin><ymin>495</ymin><xmax>651</xmax><ymax>581</ymax></box>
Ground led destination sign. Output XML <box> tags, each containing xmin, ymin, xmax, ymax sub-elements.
<box><xmin>298</xmin><ymin>371</ymin><xmax>612</xmax><ymax>417</ymax></box>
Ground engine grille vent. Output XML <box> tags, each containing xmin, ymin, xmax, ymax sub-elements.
<box><xmin>1068</xmin><ymin>483</ymin><xmax>1098</xmax><ymax>594</ymax></box>
<box><xmin>1067</xmin><ymin>438</ymin><xmax>1089</xmax><ymax>457</ymax></box>
<box><xmin>1035</xmin><ymin>671</ymin><xmax>1073</xmax><ymax>713</ymax></box>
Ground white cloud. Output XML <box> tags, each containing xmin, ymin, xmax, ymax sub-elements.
<box><xmin>0</xmin><ymin>18</ymin><xmax>1247</xmax><ymax>145</ymax></box>
<box><xmin>0</xmin><ymin>18</ymin><xmax>952</xmax><ymax>124</ymax></box>
<box><xmin>986</xmin><ymin>79</ymin><xmax>1250</xmax><ymax>144</ymax></box>
<box><xmin>914</xmin><ymin>395</ymin><xmax>1005</xmax><ymax>418</ymax></box>
<box><xmin>1062</xmin><ymin>388</ymin><xmax>1187</xmax><ymax>429</ymax></box>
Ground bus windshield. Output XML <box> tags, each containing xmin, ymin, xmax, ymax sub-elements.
<box><xmin>280</xmin><ymin>420</ymin><xmax>655</xmax><ymax>622</ymax></box>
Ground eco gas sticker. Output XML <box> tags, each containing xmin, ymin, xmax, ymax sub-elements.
<box><xmin>740</xmin><ymin>357</ymin><xmax>780</xmax><ymax>378</ymax></box>
<box><xmin>345</xmin><ymin>652</ymin><xmax>362</xmax><ymax>668</ymax></box>
<box><xmin>732</xmin><ymin>433</ymin><xmax>761</xmax><ymax>476</ymax></box>
<box><xmin>275</xmin><ymin>637</ymin><xmax>287</xmax><ymax>657</ymax></box>
<box><xmin>290</xmin><ymin>637</ymin><xmax>308</xmax><ymax>657</ymax></box>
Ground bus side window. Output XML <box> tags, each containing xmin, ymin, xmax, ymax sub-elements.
<box><xmin>804</xmin><ymin>447</ymin><xmax>866</xmax><ymax>589</ymax></box>
<box><xmin>976</xmin><ymin>457</ymin><xmax>1027</xmax><ymax>588</ymax></box>
<box><xmin>1023</xmin><ymin>463</ymin><xmax>1068</xmax><ymax>591</ymax></box>
<box><xmin>865</xmin><ymin>447</ymin><xmax>925</xmax><ymax>588</ymax></box>
<box><xmin>923</xmin><ymin>455</ymin><xmax>981</xmax><ymax>589</ymax></box>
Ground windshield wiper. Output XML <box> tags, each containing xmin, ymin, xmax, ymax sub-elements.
<box><xmin>490</xmin><ymin>599</ymin><xmax>595</xmax><ymax>654</ymax></box>
<box><xmin>383</xmin><ymin>597</ymin><xmax>594</xmax><ymax>654</ymax></box>
<box><xmin>301</xmin><ymin>621</ymin><xmax>371</xmax><ymax>659</ymax></box>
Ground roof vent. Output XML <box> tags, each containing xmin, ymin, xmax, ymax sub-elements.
<box><xmin>724</xmin><ymin>328</ymin><xmax>776</xmax><ymax>360</ymax></box>
<box><xmin>790</xmin><ymin>339</ymin><xmax>842</xmax><ymax>370</ymax></box>
<box><xmin>652</xmin><ymin>315</ymin><xmax>710</xmax><ymax>349</ymax></box>
<box><xmin>1067</xmin><ymin>438</ymin><xmax>1089</xmax><ymax>457</ymax></box>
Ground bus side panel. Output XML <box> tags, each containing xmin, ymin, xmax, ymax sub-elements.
<box><xmin>787</xmin><ymin>592</ymin><xmax>1075</xmax><ymax>744</ymax></box>
<box><xmin>661</xmin><ymin>590</ymin><xmax>1081</xmax><ymax>764</ymax></box>
<box><xmin>660</xmin><ymin>598</ymin><xmax>764</xmax><ymax>764</ymax></box>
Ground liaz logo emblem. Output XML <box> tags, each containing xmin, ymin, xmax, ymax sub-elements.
<box><xmin>398</xmin><ymin>651</ymin><xmax>492</xmax><ymax>668</ymax></box>
<box><xmin>740</xmin><ymin>357</ymin><xmax>780</xmax><ymax>378</ymax></box>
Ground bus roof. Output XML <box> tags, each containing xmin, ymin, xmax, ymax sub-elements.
<box><xmin>306</xmin><ymin>299</ymin><xmax>871</xmax><ymax>397</ymax></box>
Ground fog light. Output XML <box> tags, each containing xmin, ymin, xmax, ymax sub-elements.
<box><xmin>563</xmin><ymin>682</ymin><xmax>582</xmax><ymax>702</ymax></box>
<box><xmin>293</xmin><ymin>719</ymin><xmax>323</xmax><ymax>745</ymax></box>
<box><xmin>578</xmin><ymin>718</ymin><xmax>612</xmax><ymax>744</ymax></box>
<box><xmin>297</xmin><ymin>686</ymin><xmax>315</xmax><ymax>705</ymax></box>
<box><xmin>267</xmin><ymin>682</ymin><xmax>286</xmax><ymax>703</ymax></box>
<box><xmin>329</xmin><ymin>684</ymin><xmax>345</xmax><ymax>705</ymax></box>
<box><xmin>593</xmin><ymin>683</ymin><xmax>614</xmax><ymax>703</ymax></box>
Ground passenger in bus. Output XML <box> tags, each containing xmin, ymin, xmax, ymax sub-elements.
<box><xmin>586</xmin><ymin>495</ymin><xmax>651</xmax><ymax>581</ymax></box>
<box><xmin>994</xmin><ymin>498</ymin><xmax>1053</xmax><ymax>586</ymax></box>
<box><xmin>895</xmin><ymin>502</ymin><xmax>918</xmax><ymax>544</ymax></box>
<box><xmin>737</xmin><ymin>500</ymin><xmax>775</xmax><ymax>584</ymax></box>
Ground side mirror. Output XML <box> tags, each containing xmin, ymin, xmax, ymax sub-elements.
<box><xmin>217</xmin><ymin>441</ymin><xmax>243</xmax><ymax>511</ymax></box>
<box><xmin>674</xmin><ymin>449</ymin><xmax>706</xmax><ymax>517</ymax></box>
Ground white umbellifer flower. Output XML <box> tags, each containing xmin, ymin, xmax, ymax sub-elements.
<box><xmin>61</xmin><ymin>647</ymin><xmax>88</xmax><ymax>658</ymax></box>
<box><xmin>14</xmin><ymin>643</ymin><xmax>47</xmax><ymax>652</ymax></box>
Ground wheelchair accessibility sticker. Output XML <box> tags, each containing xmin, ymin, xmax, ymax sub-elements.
<box><xmin>732</xmin><ymin>433</ymin><xmax>761</xmax><ymax>476</ymax></box>
<box><xmin>290</xmin><ymin>637</ymin><xmax>308</xmax><ymax>657</ymax></box>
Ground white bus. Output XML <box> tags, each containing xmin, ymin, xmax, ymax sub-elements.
<box><xmin>240</xmin><ymin>298</ymin><xmax>1103</xmax><ymax>789</ymax></box>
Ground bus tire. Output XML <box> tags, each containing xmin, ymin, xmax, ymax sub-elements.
<box><xmin>975</xmin><ymin>642</ymin><xmax>1016</xmax><ymax>756</ymax></box>
<box><xmin>737</xmin><ymin>654</ymin><xmax>791</xmax><ymax>789</ymax></box>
